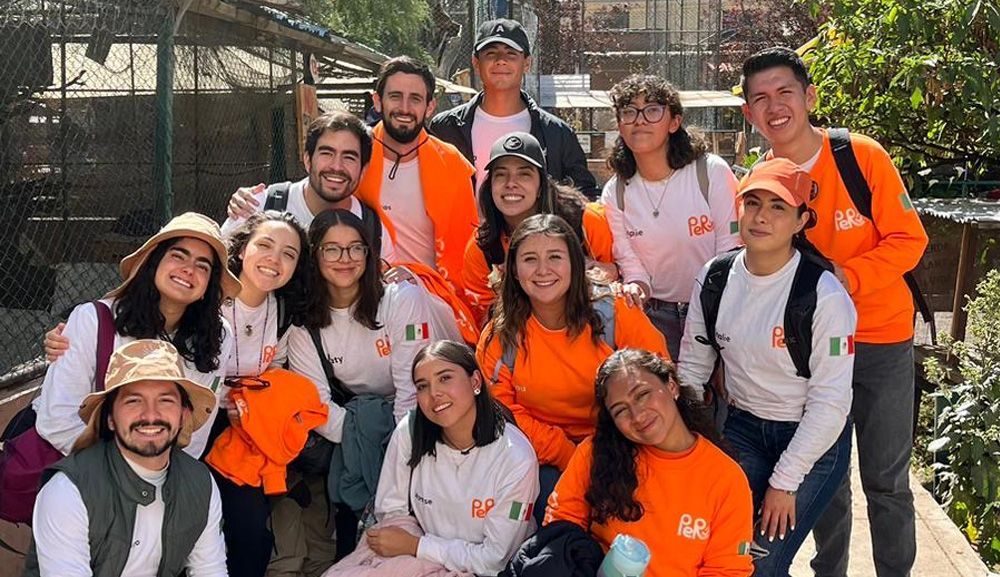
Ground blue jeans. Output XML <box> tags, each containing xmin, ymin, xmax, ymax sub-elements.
<box><xmin>724</xmin><ymin>406</ymin><xmax>852</xmax><ymax>577</ymax></box>
<box><xmin>644</xmin><ymin>299</ymin><xmax>688</xmax><ymax>361</ymax></box>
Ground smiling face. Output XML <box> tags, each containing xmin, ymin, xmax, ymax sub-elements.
<box><xmin>239</xmin><ymin>220</ymin><xmax>301</xmax><ymax>294</ymax></box>
<box><xmin>616</xmin><ymin>93</ymin><xmax>681</xmax><ymax>157</ymax></box>
<box><xmin>375</xmin><ymin>72</ymin><xmax>435</xmax><ymax>145</ymax></box>
<box><xmin>316</xmin><ymin>224</ymin><xmax>367</xmax><ymax>295</ymax></box>
<box><xmin>490</xmin><ymin>156</ymin><xmax>541</xmax><ymax>226</ymax></box>
<box><xmin>108</xmin><ymin>380</ymin><xmax>188</xmax><ymax>464</ymax></box>
<box><xmin>514</xmin><ymin>233</ymin><xmax>571</xmax><ymax>311</ymax></box>
<box><xmin>739</xmin><ymin>189</ymin><xmax>810</xmax><ymax>254</ymax></box>
<box><xmin>413</xmin><ymin>356</ymin><xmax>480</xmax><ymax>433</ymax></box>
<box><xmin>474</xmin><ymin>43</ymin><xmax>530</xmax><ymax>92</ymax></box>
<box><xmin>742</xmin><ymin>65</ymin><xmax>818</xmax><ymax>150</ymax></box>
<box><xmin>604</xmin><ymin>367</ymin><xmax>682</xmax><ymax>448</ymax></box>
<box><xmin>153</xmin><ymin>237</ymin><xmax>214</xmax><ymax>310</ymax></box>
<box><xmin>303</xmin><ymin>129</ymin><xmax>363</xmax><ymax>205</ymax></box>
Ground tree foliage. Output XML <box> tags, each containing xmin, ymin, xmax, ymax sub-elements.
<box><xmin>719</xmin><ymin>0</ymin><xmax>822</xmax><ymax>87</ymax></box>
<box><xmin>305</xmin><ymin>0</ymin><xmax>432</xmax><ymax>62</ymax></box>
<box><xmin>806</xmin><ymin>0</ymin><xmax>1000</xmax><ymax>187</ymax></box>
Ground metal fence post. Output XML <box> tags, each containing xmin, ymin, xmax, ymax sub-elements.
<box><xmin>153</xmin><ymin>11</ymin><xmax>175</xmax><ymax>224</ymax></box>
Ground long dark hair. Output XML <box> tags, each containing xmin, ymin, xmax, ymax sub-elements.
<box><xmin>408</xmin><ymin>340</ymin><xmax>509</xmax><ymax>467</ymax></box>
<box><xmin>792</xmin><ymin>204</ymin><xmax>833</xmax><ymax>271</ymax></box>
<box><xmin>487</xmin><ymin>214</ymin><xmax>604</xmax><ymax>355</ymax></box>
<box><xmin>606</xmin><ymin>74</ymin><xmax>709</xmax><ymax>180</ymax></box>
<box><xmin>113</xmin><ymin>238</ymin><xmax>226</xmax><ymax>373</ymax></box>
<box><xmin>477</xmin><ymin>165</ymin><xmax>591</xmax><ymax>266</ymax></box>
<box><xmin>227</xmin><ymin>210</ymin><xmax>312</xmax><ymax>326</ymax></box>
<box><xmin>586</xmin><ymin>348</ymin><xmax>726</xmax><ymax>525</ymax></box>
<box><xmin>304</xmin><ymin>209</ymin><xmax>384</xmax><ymax>330</ymax></box>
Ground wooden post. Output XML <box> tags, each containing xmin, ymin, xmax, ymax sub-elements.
<box><xmin>949</xmin><ymin>223</ymin><xmax>979</xmax><ymax>342</ymax></box>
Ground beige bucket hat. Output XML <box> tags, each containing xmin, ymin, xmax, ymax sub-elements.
<box><xmin>73</xmin><ymin>340</ymin><xmax>217</xmax><ymax>452</ymax></box>
<box><xmin>105</xmin><ymin>212</ymin><xmax>241</xmax><ymax>300</ymax></box>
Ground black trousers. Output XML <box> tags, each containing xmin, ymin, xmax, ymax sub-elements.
<box><xmin>210</xmin><ymin>466</ymin><xmax>273</xmax><ymax>577</ymax></box>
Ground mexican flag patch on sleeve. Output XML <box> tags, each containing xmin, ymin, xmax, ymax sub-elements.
<box><xmin>508</xmin><ymin>501</ymin><xmax>534</xmax><ymax>522</ymax></box>
<box><xmin>405</xmin><ymin>323</ymin><xmax>429</xmax><ymax>341</ymax></box>
<box><xmin>829</xmin><ymin>335</ymin><xmax>855</xmax><ymax>356</ymax></box>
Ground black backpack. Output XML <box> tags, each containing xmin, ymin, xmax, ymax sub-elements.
<box><xmin>262</xmin><ymin>181</ymin><xmax>383</xmax><ymax>258</ymax></box>
<box><xmin>825</xmin><ymin>128</ymin><xmax>935</xmax><ymax>342</ymax></box>
<box><xmin>697</xmin><ymin>249</ymin><xmax>831</xmax><ymax>380</ymax></box>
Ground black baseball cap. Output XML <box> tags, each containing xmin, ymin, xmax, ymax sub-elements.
<box><xmin>475</xmin><ymin>19</ymin><xmax>531</xmax><ymax>56</ymax></box>
<box><xmin>486</xmin><ymin>132</ymin><xmax>546</xmax><ymax>171</ymax></box>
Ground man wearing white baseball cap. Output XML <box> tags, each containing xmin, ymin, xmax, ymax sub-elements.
<box><xmin>24</xmin><ymin>340</ymin><xmax>227</xmax><ymax>577</ymax></box>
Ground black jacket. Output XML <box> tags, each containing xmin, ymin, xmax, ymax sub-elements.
<box><xmin>501</xmin><ymin>520</ymin><xmax>604</xmax><ymax>577</ymax></box>
<box><xmin>428</xmin><ymin>90</ymin><xmax>599</xmax><ymax>198</ymax></box>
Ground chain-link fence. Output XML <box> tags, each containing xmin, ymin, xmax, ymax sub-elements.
<box><xmin>0</xmin><ymin>0</ymin><xmax>380</xmax><ymax>382</ymax></box>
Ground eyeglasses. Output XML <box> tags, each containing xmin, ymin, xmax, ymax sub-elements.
<box><xmin>224</xmin><ymin>376</ymin><xmax>270</xmax><ymax>390</ymax></box>
<box><xmin>319</xmin><ymin>243</ymin><xmax>368</xmax><ymax>263</ymax></box>
<box><xmin>617</xmin><ymin>104</ymin><xmax>666</xmax><ymax>125</ymax></box>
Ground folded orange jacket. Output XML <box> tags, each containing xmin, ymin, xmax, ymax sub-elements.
<box><xmin>206</xmin><ymin>368</ymin><xmax>329</xmax><ymax>494</ymax></box>
<box><xmin>397</xmin><ymin>261</ymin><xmax>481</xmax><ymax>345</ymax></box>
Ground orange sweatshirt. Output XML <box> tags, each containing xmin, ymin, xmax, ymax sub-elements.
<box><xmin>545</xmin><ymin>436</ymin><xmax>754</xmax><ymax>577</ymax></box>
<box><xmin>476</xmin><ymin>296</ymin><xmax>668</xmax><ymax>470</ymax></box>
<box><xmin>462</xmin><ymin>202</ymin><xmax>616</xmax><ymax>325</ymax></box>
<box><xmin>356</xmin><ymin>124</ymin><xmax>478</xmax><ymax>296</ymax></box>
<box><xmin>206</xmin><ymin>368</ymin><xmax>329</xmax><ymax>494</ymax></box>
<box><xmin>768</xmin><ymin>130</ymin><xmax>928</xmax><ymax>342</ymax></box>
<box><xmin>395</xmin><ymin>261</ymin><xmax>481</xmax><ymax>345</ymax></box>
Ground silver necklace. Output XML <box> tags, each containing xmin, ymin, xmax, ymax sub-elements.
<box><xmin>230</xmin><ymin>297</ymin><xmax>269</xmax><ymax>376</ymax></box>
<box><xmin>637</xmin><ymin>170</ymin><xmax>676</xmax><ymax>218</ymax></box>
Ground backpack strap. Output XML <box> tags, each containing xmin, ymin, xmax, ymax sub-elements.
<box><xmin>615</xmin><ymin>176</ymin><xmax>626</xmax><ymax>212</ymax></box>
<box><xmin>360</xmin><ymin>202</ymin><xmax>383</xmax><ymax>258</ymax></box>
<box><xmin>275</xmin><ymin>295</ymin><xmax>293</xmax><ymax>340</ymax></box>
<box><xmin>696</xmin><ymin>250</ymin><xmax>740</xmax><ymax>354</ymax></box>
<box><xmin>696</xmin><ymin>155</ymin><xmax>711</xmax><ymax>207</ymax></box>
<box><xmin>93</xmin><ymin>301</ymin><xmax>115</xmax><ymax>392</ymax></box>
<box><xmin>783</xmin><ymin>257</ymin><xmax>826</xmax><ymax>380</ymax></box>
<box><xmin>307</xmin><ymin>327</ymin><xmax>355</xmax><ymax>406</ymax></box>
<box><xmin>492</xmin><ymin>341</ymin><xmax>518</xmax><ymax>386</ymax></box>
<box><xmin>828</xmin><ymin>128</ymin><xmax>935</xmax><ymax>339</ymax></box>
<box><xmin>263</xmin><ymin>182</ymin><xmax>292</xmax><ymax>212</ymax></box>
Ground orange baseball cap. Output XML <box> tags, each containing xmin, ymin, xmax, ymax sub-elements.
<box><xmin>738</xmin><ymin>158</ymin><xmax>814</xmax><ymax>208</ymax></box>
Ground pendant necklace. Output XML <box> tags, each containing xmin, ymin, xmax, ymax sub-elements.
<box><xmin>231</xmin><ymin>297</ymin><xmax>269</xmax><ymax>376</ymax></box>
<box><xmin>638</xmin><ymin>169</ymin><xmax>676</xmax><ymax>218</ymax></box>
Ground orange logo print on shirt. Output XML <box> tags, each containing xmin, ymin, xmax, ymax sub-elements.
<box><xmin>375</xmin><ymin>338</ymin><xmax>391</xmax><ymax>358</ymax></box>
<box><xmin>834</xmin><ymin>208</ymin><xmax>866</xmax><ymax>231</ymax></box>
<box><xmin>471</xmin><ymin>498</ymin><xmax>495</xmax><ymax>519</ymax></box>
<box><xmin>771</xmin><ymin>327</ymin><xmax>786</xmax><ymax>349</ymax></box>
<box><xmin>262</xmin><ymin>345</ymin><xmax>278</xmax><ymax>367</ymax></box>
<box><xmin>688</xmin><ymin>215</ymin><xmax>714</xmax><ymax>237</ymax></box>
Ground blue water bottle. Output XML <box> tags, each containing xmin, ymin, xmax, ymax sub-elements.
<box><xmin>597</xmin><ymin>534</ymin><xmax>651</xmax><ymax>577</ymax></box>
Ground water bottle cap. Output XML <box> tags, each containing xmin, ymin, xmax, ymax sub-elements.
<box><xmin>610</xmin><ymin>534</ymin><xmax>651</xmax><ymax>575</ymax></box>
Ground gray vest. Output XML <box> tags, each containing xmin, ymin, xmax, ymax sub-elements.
<box><xmin>23</xmin><ymin>441</ymin><xmax>213</xmax><ymax>577</ymax></box>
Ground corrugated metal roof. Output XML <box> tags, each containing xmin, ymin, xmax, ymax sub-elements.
<box><xmin>913</xmin><ymin>198</ymin><xmax>1000</xmax><ymax>228</ymax></box>
<box><xmin>550</xmin><ymin>89</ymin><xmax>744</xmax><ymax>109</ymax></box>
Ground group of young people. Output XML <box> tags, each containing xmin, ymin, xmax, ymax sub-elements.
<box><xmin>20</xmin><ymin>15</ymin><xmax>928</xmax><ymax>577</ymax></box>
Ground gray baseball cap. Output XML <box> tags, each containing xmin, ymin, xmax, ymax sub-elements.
<box><xmin>486</xmin><ymin>132</ymin><xmax>546</xmax><ymax>172</ymax></box>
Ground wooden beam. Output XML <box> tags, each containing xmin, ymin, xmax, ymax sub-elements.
<box><xmin>949</xmin><ymin>223</ymin><xmax>979</xmax><ymax>342</ymax></box>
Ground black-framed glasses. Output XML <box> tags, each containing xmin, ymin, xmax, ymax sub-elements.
<box><xmin>618</xmin><ymin>104</ymin><xmax>666</xmax><ymax>125</ymax></box>
<box><xmin>319</xmin><ymin>243</ymin><xmax>368</xmax><ymax>263</ymax></box>
<box><xmin>225</xmin><ymin>376</ymin><xmax>271</xmax><ymax>390</ymax></box>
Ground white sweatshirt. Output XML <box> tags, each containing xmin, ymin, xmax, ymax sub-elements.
<box><xmin>375</xmin><ymin>413</ymin><xmax>539</xmax><ymax>576</ymax></box>
<box><xmin>31</xmin><ymin>454</ymin><xmax>227</xmax><ymax>577</ymax></box>
<box><xmin>220</xmin><ymin>177</ymin><xmax>398</xmax><ymax>263</ymax></box>
<box><xmin>223</xmin><ymin>292</ymin><xmax>289</xmax><ymax>377</ymax></box>
<box><xmin>600</xmin><ymin>154</ymin><xmax>740</xmax><ymax>302</ymax></box>
<box><xmin>285</xmin><ymin>282</ymin><xmax>433</xmax><ymax>443</ymax></box>
<box><xmin>677</xmin><ymin>250</ymin><xmax>856</xmax><ymax>491</ymax></box>
<box><xmin>33</xmin><ymin>299</ymin><xmax>233</xmax><ymax>459</ymax></box>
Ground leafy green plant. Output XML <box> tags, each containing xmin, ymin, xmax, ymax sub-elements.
<box><xmin>924</xmin><ymin>268</ymin><xmax>1000</xmax><ymax>565</ymax></box>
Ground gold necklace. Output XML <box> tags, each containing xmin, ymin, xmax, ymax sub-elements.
<box><xmin>637</xmin><ymin>169</ymin><xmax>676</xmax><ymax>218</ymax></box>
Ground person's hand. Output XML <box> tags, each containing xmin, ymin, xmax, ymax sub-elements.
<box><xmin>227</xmin><ymin>183</ymin><xmax>264</xmax><ymax>220</ymax></box>
<box><xmin>833</xmin><ymin>264</ymin><xmax>849</xmax><ymax>290</ymax></box>
<box><xmin>759</xmin><ymin>486</ymin><xmax>797</xmax><ymax>542</ymax></box>
<box><xmin>383</xmin><ymin>266</ymin><xmax>417</xmax><ymax>285</ymax></box>
<box><xmin>222</xmin><ymin>394</ymin><xmax>240</xmax><ymax>426</ymax></box>
<box><xmin>587</xmin><ymin>261</ymin><xmax>620</xmax><ymax>283</ymax></box>
<box><xmin>366</xmin><ymin>526</ymin><xmax>419</xmax><ymax>557</ymax></box>
<box><xmin>44</xmin><ymin>323</ymin><xmax>69</xmax><ymax>362</ymax></box>
<box><xmin>616</xmin><ymin>281</ymin><xmax>650</xmax><ymax>308</ymax></box>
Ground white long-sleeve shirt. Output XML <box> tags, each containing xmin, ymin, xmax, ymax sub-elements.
<box><xmin>375</xmin><ymin>413</ymin><xmax>539</xmax><ymax>576</ymax></box>
<box><xmin>220</xmin><ymin>178</ymin><xmax>397</xmax><ymax>263</ymax></box>
<box><xmin>33</xmin><ymin>299</ymin><xmax>233</xmax><ymax>459</ymax></box>
<box><xmin>285</xmin><ymin>282</ymin><xmax>433</xmax><ymax>443</ymax></box>
<box><xmin>677</xmin><ymin>250</ymin><xmax>857</xmax><ymax>491</ymax></box>
<box><xmin>223</xmin><ymin>292</ymin><xmax>290</xmax><ymax>377</ymax></box>
<box><xmin>600</xmin><ymin>154</ymin><xmax>740</xmax><ymax>302</ymax></box>
<box><xmin>31</xmin><ymin>454</ymin><xmax>227</xmax><ymax>577</ymax></box>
